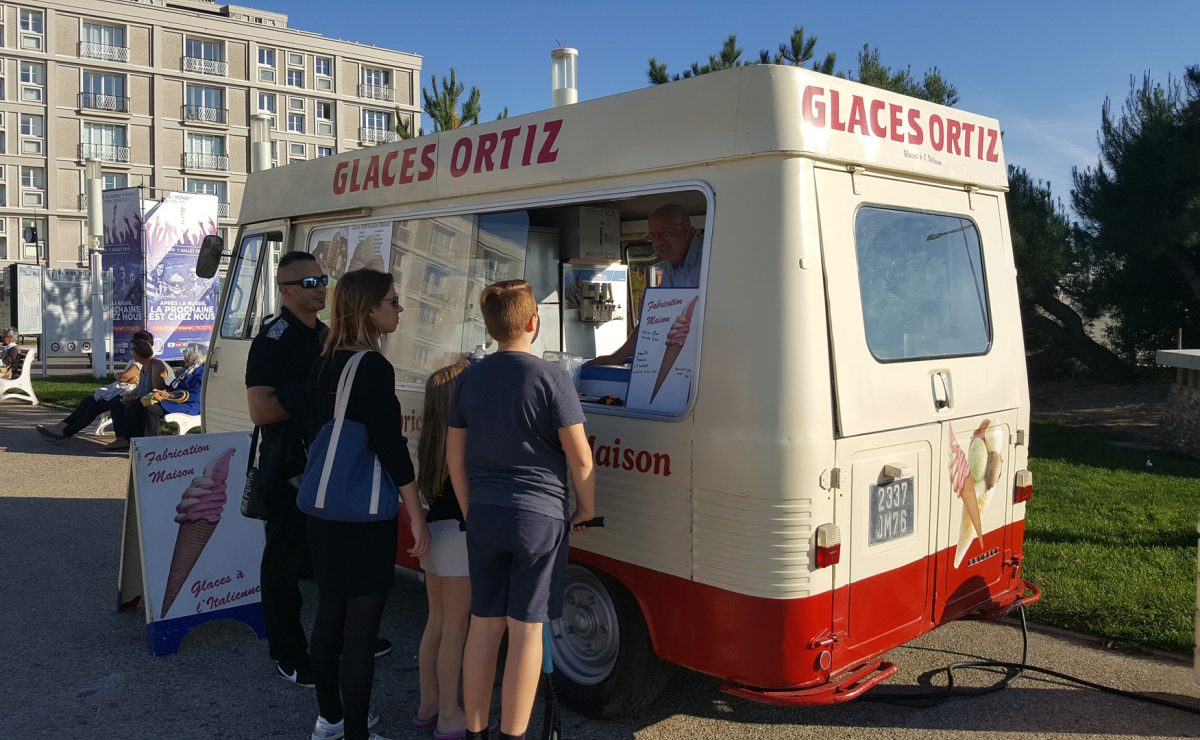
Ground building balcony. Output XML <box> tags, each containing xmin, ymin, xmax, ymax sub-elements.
<box><xmin>182</xmin><ymin>104</ymin><xmax>228</xmax><ymax>125</ymax></box>
<box><xmin>78</xmin><ymin>41</ymin><xmax>129</xmax><ymax>63</ymax></box>
<box><xmin>78</xmin><ymin>92</ymin><xmax>129</xmax><ymax>113</ymax></box>
<box><xmin>181</xmin><ymin>56</ymin><xmax>228</xmax><ymax>77</ymax></box>
<box><xmin>79</xmin><ymin>142</ymin><xmax>131</xmax><ymax>163</ymax></box>
<box><xmin>182</xmin><ymin>152</ymin><xmax>230</xmax><ymax>171</ymax></box>
<box><xmin>357</xmin><ymin>83</ymin><xmax>396</xmax><ymax>102</ymax></box>
<box><xmin>359</xmin><ymin>127</ymin><xmax>399</xmax><ymax>145</ymax></box>
<box><xmin>218</xmin><ymin>201</ymin><xmax>230</xmax><ymax>218</ymax></box>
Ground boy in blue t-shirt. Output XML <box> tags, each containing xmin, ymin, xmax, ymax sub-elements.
<box><xmin>448</xmin><ymin>279</ymin><xmax>596</xmax><ymax>740</ymax></box>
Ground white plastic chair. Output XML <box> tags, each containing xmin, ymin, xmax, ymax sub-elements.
<box><xmin>91</xmin><ymin>412</ymin><xmax>113</xmax><ymax>436</ymax></box>
<box><xmin>0</xmin><ymin>348</ymin><xmax>38</xmax><ymax>405</ymax></box>
<box><xmin>164</xmin><ymin>413</ymin><xmax>201</xmax><ymax>434</ymax></box>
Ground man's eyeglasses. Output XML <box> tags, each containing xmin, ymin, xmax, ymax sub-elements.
<box><xmin>647</xmin><ymin>223</ymin><xmax>686</xmax><ymax>241</ymax></box>
<box><xmin>279</xmin><ymin>274</ymin><xmax>329</xmax><ymax>289</ymax></box>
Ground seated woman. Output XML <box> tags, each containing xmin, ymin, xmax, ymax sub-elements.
<box><xmin>142</xmin><ymin>343</ymin><xmax>206</xmax><ymax>436</ymax></box>
<box><xmin>36</xmin><ymin>330</ymin><xmax>154</xmax><ymax>441</ymax></box>
<box><xmin>104</xmin><ymin>338</ymin><xmax>174</xmax><ymax>451</ymax></box>
<box><xmin>0</xmin><ymin>327</ymin><xmax>19</xmax><ymax>377</ymax></box>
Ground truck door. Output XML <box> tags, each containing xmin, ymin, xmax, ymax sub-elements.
<box><xmin>201</xmin><ymin>225</ymin><xmax>285</xmax><ymax>432</ymax></box>
<box><xmin>815</xmin><ymin>165</ymin><xmax>1025</xmax><ymax>656</ymax></box>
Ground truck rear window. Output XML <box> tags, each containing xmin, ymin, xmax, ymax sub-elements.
<box><xmin>854</xmin><ymin>207</ymin><xmax>991</xmax><ymax>361</ymax></box>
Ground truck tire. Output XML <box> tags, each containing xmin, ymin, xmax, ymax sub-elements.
<box><xmin>551</xmin><ymin>562</ymin><xmax>672</xmax><ymax>718</ymax></box>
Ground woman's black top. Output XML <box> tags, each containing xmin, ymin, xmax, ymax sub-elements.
<box><xmin>426</xmin><ymin>477</ymin><xmax>464</xmax><ymax>522</ymax></box>
<box><xmin>306</xmin><ymin>349</ymin><xmax>415</xmax><ymax>488</ymax></box>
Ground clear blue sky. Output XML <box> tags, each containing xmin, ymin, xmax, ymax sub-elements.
<box><xmin>258</xmin><ymin>0</ymin><xmax>1196</xmax><ymax>208</ymax></box>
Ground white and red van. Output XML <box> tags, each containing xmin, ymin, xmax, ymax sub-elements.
<box><xmin>198</xmin><ymin>64</ymin><xmax>1039</xmax><ymax>715</ymax></box>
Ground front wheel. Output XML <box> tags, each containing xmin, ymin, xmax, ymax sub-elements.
<box><xmin>551</xmin><ymin>563</ymin><xmax>672</xmax><ymax>718</ymax></box>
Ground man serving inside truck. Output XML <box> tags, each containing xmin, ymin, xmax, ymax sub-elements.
<box><xmin>587</xmin><ymin>203</ymin><xmax>701</xmax><ymax>367</ymax></box>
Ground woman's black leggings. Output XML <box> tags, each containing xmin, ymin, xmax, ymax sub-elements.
<box><xmin>311</xmin><ymin>587</ymin><xmax>389</xmax><ymax>740</ymax></box>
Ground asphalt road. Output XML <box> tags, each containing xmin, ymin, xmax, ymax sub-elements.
<box><xmin>2</xmin><ymin>401</ymin><xmax>1198</xmax><ymax>739</ymax></box>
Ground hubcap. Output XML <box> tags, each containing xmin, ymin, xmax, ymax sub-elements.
<box><xmin>551</xmin><ymin>564</ymin><xmax>620</xmax><ymax>686</ymax></box>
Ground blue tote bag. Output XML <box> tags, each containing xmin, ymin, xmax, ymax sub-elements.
<box><xmin>297</xmin><ymin>351</ymin><xmax>397</xmax><ymax>522</ymax></box>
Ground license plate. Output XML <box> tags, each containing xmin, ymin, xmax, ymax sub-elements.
<box><xmin>869</xmin><ymin>477</ymin><xmax>914</xmax><ymax>545</ymax></box>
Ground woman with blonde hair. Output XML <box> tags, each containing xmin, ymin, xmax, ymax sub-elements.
<box><xmin>303</xmin><ymin>268</ymin><xmax>430</xmax><ymax>740</ymax></box>
<box><xmin>413</xmin><ymin>356</ymin><xmax>473</xmax><ymax>739</ymax></box>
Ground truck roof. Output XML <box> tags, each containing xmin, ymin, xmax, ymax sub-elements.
<box><xmin>240</xmin><ymin>65</ymin><xmax>1008</xmax><ymax>224</ymax></box>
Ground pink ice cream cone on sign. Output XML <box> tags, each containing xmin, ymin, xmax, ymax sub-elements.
<box><xmin>651</xmin><ymin>297</ymin><xmax>698</xmax><ymax>402</ymax></box>
<box><xmin>160</xmin><ymin>449</ymin><xmax>235</xmax><ymax>618</ymax></box>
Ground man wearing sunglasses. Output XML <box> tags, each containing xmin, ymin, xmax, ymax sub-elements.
<box><xmin>587</xmin><ymin>204</ymin><xmax>702</xmax><ymax>367</ymax></box>
<box><xmin>245</xmin><ymin>251</ymin><xmax>329</xmax><ymax>688</ymax></box>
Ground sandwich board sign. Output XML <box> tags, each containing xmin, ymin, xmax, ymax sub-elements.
<box><xmin>626</xmin><ymin>288</ymin><xmax>700</xmax><ymax>414</ymax></box>
<box><xmin>117</xmin><ymin>432</ymin><xmax>264</xmax><ymax>656</ymax></box>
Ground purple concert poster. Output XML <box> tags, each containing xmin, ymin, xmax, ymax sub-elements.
<box><xmin>102</xmin><ymin>187</ymin><xmax>145</xmax><ymax>362</ymax></box>
<box><xmin>143</xmin><ymin>192</ymin><xmax>219</xmax><ymax>361</ymax></box>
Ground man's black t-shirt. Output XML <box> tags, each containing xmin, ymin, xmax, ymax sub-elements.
<box><xmin>246</xmin><ymin>306</ymin><xmax>327</xmax><ymax>499</ymax></box>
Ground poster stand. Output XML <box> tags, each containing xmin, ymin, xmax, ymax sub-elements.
<box><xmin>117</xmin><ymin>433</ymin><xmax>265</xmax><ymax>656</ymax></box>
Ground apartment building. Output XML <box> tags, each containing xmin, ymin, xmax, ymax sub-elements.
<box><xmin>0</xmin><ymin>0</ymin><xmax>421</xmax><ymax>269</ymax></box>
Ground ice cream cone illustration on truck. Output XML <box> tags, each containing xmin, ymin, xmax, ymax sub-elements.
<box><xmin>948</xmin><ymin>420</ymin><xmax>1005</xmax><ymax>568</ymax></box>
<box><xmin>160</xmin><ymin>448</ymin><xmax>235</xmax><ymax>617</ymax></box>
<box><xmin>651</xmin><ymin>296</ymin><xmax>698</xmax><ymax>402</ymax></box>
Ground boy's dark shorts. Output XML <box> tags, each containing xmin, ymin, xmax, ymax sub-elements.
<box><xmin>466</xmin><ymin>503</ymin><xmax>568</xmax><ymax>623</ymax></box>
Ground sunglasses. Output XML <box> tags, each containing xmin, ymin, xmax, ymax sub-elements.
<box><xmin>280</xmin><ymin>274</ymin><xmax>329</xmax><ymax>289</ymax></box>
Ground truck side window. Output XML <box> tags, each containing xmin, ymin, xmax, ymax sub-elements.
<box><xmin>855</xmin><ymin>208</ymin><xmax>991</xmax><ymax>360</ymax></box>
<box><xmin>219</xmin><ymin>231</ymin><xmax>282</xmax><ymax>339</ymax></box>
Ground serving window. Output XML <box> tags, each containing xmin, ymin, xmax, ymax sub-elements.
<box><xmin>304</xmin><ymin>187</ymin><xmax>710</xmax><ymax>416</ymax></box>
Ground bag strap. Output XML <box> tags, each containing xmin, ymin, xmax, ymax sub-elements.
<box><xmin>247</xmin><ymin>426</ymin><xmax>261</xmax><ymax>473</ymax></box>
<box><xmin>313</xmin><ymin>351</ymin><xmax>369</xmax><ymax>509</ymax></box>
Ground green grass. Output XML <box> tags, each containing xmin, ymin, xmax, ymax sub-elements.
<box><xmin>1024</xmin><ymin>421</ymin><xmax>1200</xmax><ymax>654</ymax></box>
<box><xmin>29</xmin><ymin>374</ymin><xmax>116</xmax><ymax>409</ymax></box>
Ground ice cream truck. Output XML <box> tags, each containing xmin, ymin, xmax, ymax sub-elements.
<box><xmin>197</xmin><ymin>65</ymin><xmax>1038</xmax><ymax>714</ymax></box>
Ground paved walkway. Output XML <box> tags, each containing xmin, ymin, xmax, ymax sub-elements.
<box><xmin>2</xmin><ymin>400</ymin><xmax>1198</xmax><ymax>739</ymax></box>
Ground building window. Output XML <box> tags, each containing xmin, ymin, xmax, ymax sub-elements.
<box><xmin>288</xmin><ymin>142</ymin><xmax>305</xmax><ymax>164</ymax></box>
<box><xmin>184</xmin><ymin>84</ymin><xmax>227</xmax><ymax>124</ymax></box>
<box><xmin>102</xmin><ymin>172</ymin><xmax>128</xmax><ymax>190</ymax></box>
<box><xmin>20</xmin><ymin>166</ymin><xmax>44</xmax><ymax>207</ymax></box>
<box><xmin>19</xmin><ymin>8</ymin><xmax>43</xmax><ymax>50</ymax></box>
<box><xmin>258</xmin><ymin>47</ymin><xmax>276</xmax><ymax>83</ymax></box>
<box><xmin>18</xmin><ymin>113</ymin><xmax>43</xmax><ymax>155</ymax></box>
<box><xmin>19</xmin><ymin>61</ymin><xmax>44</xmax><ymax>102</ymax></box>
<box><xmin>288</xmin><ymin>96</ymin><xmax>304</xmax><ymax>111</ymax></box>
<box><xmin>80</xmin><ymin>22</ymin><xmax>128</xmax><ymax>62</ymax></box>
<box><xmin>184</xmin><ymin>37</ymin><xmax>226</xmax><ymax>76</ymax></box>
<box><xmin>317</xmin><ymin>146</ymin><xmax>333</xmax><ymax>158</ymax></box>
<box><xmin>81</xmin><ymin>122</ymin><xmax>129</xmax><ymax>163</ymax></box>
<box><xmin>316</xmin><ymin>101</ymin><xmax>333</xmax><ymax>135</ymax></box>
<box><xmin>0</xmin><ymin>113</ymin><xmax>6</xmax><ymax>154</ymax></box>
<box><xmin>359</xmin><ymin>67</ymin><xmax>395</xmax><ymax>101</ymax></box>
<box><xmin>81</xmin><ymin>70</ymin><xmax>128</xmax><ymax>112</ymax></box>
<box><xmin>287</xmin><ymin>51</ymin><xmax>303</xmax><ymax>67</ymax></box>
<box><xmin>360</xmin><ymin>109</ymin><xmax>396</xmax><ymax>144</ymax></box>
<box><xmin>186</xmin><ymin>178</ymin><xmax>227</xmax><ymax>215</ymax></box>
<box><xmin>286</xmin><ymin>69</ymin><xmax>304</xmax><ymax>88</ymax></box>
<box><xmin>315</xmin><ymin>56</ymin><xmax>333</xmax><ymax>91</ymax></box>
<box><xmin>287</xmin><ymin>113</ymin><xmax>304</xmax><ymax>134</ymax></box>
<box><xmin>257</xmin><ymin>92</ymin><xmax>276</xmax><ymax>128</ymax></box>
<box><xmin>362</xmin><ymin>109</ymin><xmax>391</xmax><ymax>130</ymax></box>
<box><xmin>184</xmin><ymin>132</ymin><xmax>228</xmax><ymax>170</ymax></box>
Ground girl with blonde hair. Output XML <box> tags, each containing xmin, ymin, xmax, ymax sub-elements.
<box><xmin>304</xmin><ymin>268</ymin><xmax>430</xmax><ymax>740</ymax></box>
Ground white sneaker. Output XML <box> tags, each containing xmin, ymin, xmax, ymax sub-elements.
<box><xmin>366</xmin><ymin>734</ymin><xmax>396</xmax><ymax>740</ymax></box>
<box><xmin>310</xmin><ymin>712</ymin><xmax>380</xmax><ymax>740</ymax></box>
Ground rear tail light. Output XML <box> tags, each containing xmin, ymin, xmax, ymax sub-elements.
<box><xmin>815</xmin><ymin>523</ymin><xmax>841</xmax><ymax>568</ymax></box>
<box><xmin>1013</xmin><ymin>469</ymin><xmax>1033</xmax><ymax>504</ymax></box>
